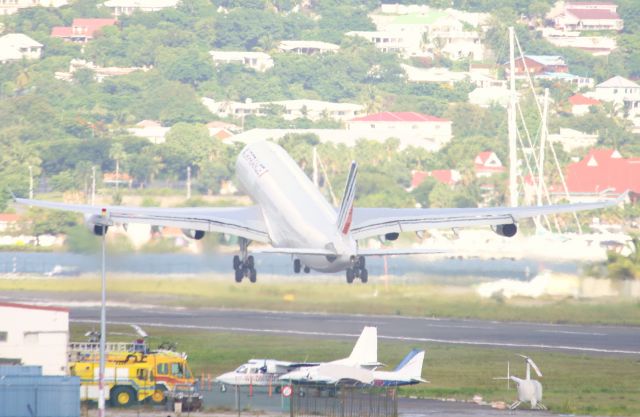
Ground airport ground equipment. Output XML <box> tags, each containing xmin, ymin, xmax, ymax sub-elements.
<box><xmin>494</xmin><ymin>355</ymin><xmax>546</xmax><ymax>410</ymax></box>
<box><xmin>68</xmin><ymin>340</ymin><xmax>197</xmax><ymax>407</ymax></box>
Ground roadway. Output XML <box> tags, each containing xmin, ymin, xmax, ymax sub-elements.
<box><xmin>65</xmin><ymin>304</ymin><xmax>640</xmax><ymax>356</ymax></box>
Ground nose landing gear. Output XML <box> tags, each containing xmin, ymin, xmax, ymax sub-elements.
<box><xmin>346</xmin><ymin>256</ymin><xmax>367</xmax><ymax>284</ymax></box>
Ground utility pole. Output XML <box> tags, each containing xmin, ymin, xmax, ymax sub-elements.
<box><xmin>187</xmin><ymin>166</ymin><xmax>192</xmax><ymax>199</ymax></box>
<box><xmin>508</xmin><ymin>26</ymin><xmax>518</xmax><ymax>208</ymax></box>
<box><xmin>91</xmin><ymin>166</ymin><xmax>96</xmax><ymax>206</ymax></box>
<box><xmin>28</xmin><ymin>165</ymin><xmax>33</xmax><ymax>200</ymax></box>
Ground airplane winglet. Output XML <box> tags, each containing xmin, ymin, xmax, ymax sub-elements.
<box><xmin>617</xmin><ymin>190</ymin><xmax>630</xmax><ymax>204</ymax></box>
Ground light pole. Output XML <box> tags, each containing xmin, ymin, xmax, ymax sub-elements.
<box><xmin>98</xmin><ymin>222</ymin><xmax>107</xmax><ymax>417</ymax></box>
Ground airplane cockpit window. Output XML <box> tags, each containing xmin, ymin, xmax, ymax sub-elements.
<box><xmin>235</xmin><ymin>365</ymin><xmax>248</xmax><ymax>373</ymax></box>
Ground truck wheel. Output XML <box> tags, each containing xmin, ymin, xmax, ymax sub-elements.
<box><xmin>150</xmin><ymin>387</ymin><xmax>167</xmax><ymax>405</ymax></box>
<box><xmin>111</xmin><ymin>386</ymin><xmax>136</xmax><ymax>407</ymax></box>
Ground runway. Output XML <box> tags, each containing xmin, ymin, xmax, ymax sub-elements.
<box><xmin>67</xmin><ymin>305</ymin><xmax>640</xmax><ymax>356</ymax></box>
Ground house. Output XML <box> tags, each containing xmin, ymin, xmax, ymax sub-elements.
<box><xmin>411</xmin><ymin>169</ymin><xmax>461</xmax><ymax>189</ymax></box>
<box><xmin>474</xmin><ymin>151</ymin><xmax>505</xmax><ymax>177</ymax></box>
<box><xmin>0</xmin><ymin>34</ymin><xmax>43</xmax><ymax>63</ymax></box>
<box><xmin>568</xmin><ymin>94</ymin><xmax>601</xmax><ymax>116</ymax></box>
<box><xmin>103</xmin><ymin>172</ymin><xmax>133</xmax><ymax>187</ymax></box>
<box><xmin>555</xmin><ymin>2</ymin><xmax>624</xmax><ymax>32</ymax></box>
<box><xmin>0</xmin><ymin>0</ymin><xmax>67</xmax><ymax>15</ymax></box>
<box><xmin>346</xmin><ymin>112</ymin><xmax>453</xmax><ymax>151</ymax></box>
<box><xmin>548</xmin><ymin>128</ymin><xmax>598</xmax><ymax>152</ymax></box>
<box><xmin>0</xmin><ymin>213</ymin><xmax>20</xmax><ymax>233</ymax></box>
<box><xmin>51</xmin><ymin>18</ymin><xmax>117</xmax><ymax>42</ymax></box>
<box><xmin>535</xmin><ymin>72</ymin><xmax>594</xmax><ymax>89</ymax></box>
<box><xmin>542</xmin><ymin>28</ymin><xmax>617</xmax><ymax>56</ymax></box>
<box><xmin>209</xmin><ymin>51</ymin><xmax>273</xmax><ymax>72</ymax></box>
<box><xmin>128</xmin><ymin>120</ymin><xmax>170</xmax><ymax>144</ymax></box>
<box><xmin>103</xmin><ymin>0</ymin><xmax>179</xmax><ymax>17</ymax></box>
<box><xmin>592</xmin><ymin>76</ymin><xmax>640</xmax><ymax>116</ymax></box>
<box><xmin>468</xmin><ymin>86</ymin><xmax>511</xmax><ymax>108</ymax></box>
<box><xmin>402</xmin><ymin>65</ymin><xmax>505</xmax><ymax>88</ymax></box>
<box><xmin>278</xmin><ymin>40</ymin><xmax>339</xmax><ymax>55</ymax></box>
<box><xmin>201</xmin><ymin>98</ymin><xmax>365</xmax><ymax>122</ymax></box>
<box><xmin>346</xmin><ymin>31</ymin><xmax>411</xmax><ymax>55</ymax></box>
<box><xmin>564</xmin><ymin>149</ymin><xmax>640</xmax><ymax>199</ymax></box>
<box><xmin>508</xmin><ymin>55</ymin><xmax>568</xmax><ymax>77</ymax></box>
<box><xmin>54</xmin><ymin>59</ymin><xmax>150</xmax><ymax>82</ymax></box>
<box><xmin>0</xmin><ymin>303</ymin><xmax>69</xmax><ymax>375</ymax></box>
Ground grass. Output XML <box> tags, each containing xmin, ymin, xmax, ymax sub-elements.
<box><xmin>4</xmin><ymin>274</ymin><xmax>640</xmax><ymax>325</ymax></box>
<box><xmin>71</xmin><ymin>324</ymin><xmax>640</xmax><ymax>416</ymax></box>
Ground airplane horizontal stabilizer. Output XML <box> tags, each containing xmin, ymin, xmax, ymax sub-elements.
<box><xmin>357</xmin><ymin>248</ymin><xmax>446</xmax><ymax>256</ymax></box>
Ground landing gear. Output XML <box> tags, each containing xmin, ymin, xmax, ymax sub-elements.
<box><xmin>303</xmin><ymin>266</ymin><xmax>310</xmax><ymax>273</ymax></box>
<box><xmin>233</xmin><ymin>238</ymin><xmax>257</xmax><ymax>283</ymax></box>
<box><xmin>345</xmin><ymin>256</ymin><xmax>367</xmax><ymax>284</ymax></box>
<box><xmin>294</xmin><ymin>259</ymin><xmax>301</xmax><ymax>273</ymax></box>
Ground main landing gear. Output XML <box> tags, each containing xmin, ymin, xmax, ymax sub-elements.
<box><xmin>346</xmin><ymin>256</ymin><xmax>367</xmax><ymax>284</ymax></box>
<box><xmin>293</xmin><ymin>259</ymin><xmax>311</xmax><ymax>274</ymax></box>
<box><xmin>234</xmin><ymin>238</ymin><xmax>257</xmax><ymax>283</ymax></box>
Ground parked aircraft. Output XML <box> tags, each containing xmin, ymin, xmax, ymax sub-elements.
<box><xmin>215</xmin><ymin>326</ymin><xmax>379</xmax><ymax>391</ymax></box>
<box><xmin>15</xmin><ymin>141</ymin><xmax>617</xmax><ymax>283</ymax></box>
<box><xmin>279</xmin><ymin>348</ymin><xmax>426</xmax><ymax>387</ymax></box>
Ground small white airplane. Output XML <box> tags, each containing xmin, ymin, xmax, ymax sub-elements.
<box><xmin>215</xmin><ymin>326</ymin><xmax>379</xmax><ymax>390</ymax></box>
<box><xmin>279</xmin><ymin>348</ymin><xmax>427</xmax><ymax>387</ymax></box>
<box><xmin>15</xmin><ymin>141</ymin><xmax>617</xmax><ymax>283</ymax></box>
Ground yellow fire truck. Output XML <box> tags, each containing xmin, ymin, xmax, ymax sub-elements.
<box><xmin>68</xmin><ymin>341</ymin><xmax>196</xmax><ymax>407</ymax></box>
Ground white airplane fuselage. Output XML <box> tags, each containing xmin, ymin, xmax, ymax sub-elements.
<box><xmin>236</xmin><ymin>141</ymin><xmax>357</xmax><ymax>272</ymax></box>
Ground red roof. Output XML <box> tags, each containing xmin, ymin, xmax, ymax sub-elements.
<box><xmin>567</xmin><ymin>8</ymin><xmax>620</xmax><ymax>20</ymax></box>
<box><xmin>0</xmin><ymin>302</ymin><xmax>69</xmax><ymax>313</ymax></box>
<box><xmin>51</xmin><ymin>26</ymin><xmax>73</xmax><ymax>37</ymax></box>
<box><xmin>350</xmin><ymin>112</ymin><xmax>448</xmax><ymax>123</ymax></box>
<box><xmin>0</xmin><ymin>213</ymin><xmax>20</xmax><ymax>222</ymax></box>
<box><xmin>411</xmin><ymin>169</ymin><xmax>459</xmax><ymax>188</ymax></box>
<box><xmin>72</xmin><ymin>18</ymin><xmax>117</xmax><ymax>38</ymax></box>
<box><xmin>569</xmin><ymin>94</ymin><xmax>600</xmax><ymax>106</ymax></box>
<box><xmin>565</xmin><ymin>149</ymin><xmax>640</xmax><ymax>194</ymax></box>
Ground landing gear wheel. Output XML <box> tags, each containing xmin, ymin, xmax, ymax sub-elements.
<box><xmin>346</xmin><ymin>269</ymin><xmax>355</xmax><ymax>284</ymax></box>
<box><xmin>294</xmin><ymin>259</ymin><xmax>301</xmax><ymax>273</ymax></box>
<box><xmin>249</xmin><ymin>268</ymin><xmax>257</xmax><ymax>283</ymax></box>
<box><xmin>360</xmin><ymin>269</ymin><xmax>368</xmax><ymax>283</ymax></box>
<box><xmin>358</xmin><ymin>256</ymin><xmax>366</xmax><ymax>269</ymax></box>
<box><xmin>233</xmin><ymin>255</ymin><xmax>241</xmax><ymax>270</ymax></box>
<box><xmin>235</xmin><ymin>268</ymin><xmax>244</xmax><ymax>282</ymax></box>
<box><xmin>246</xmin><ymin>255</ymin><xmax>255</xmax><ymax>269</ymax></box>
<box><xmin>303</xmin><ymin>266</ymin><xmax>310</xmax><ymax>273</ymax></box>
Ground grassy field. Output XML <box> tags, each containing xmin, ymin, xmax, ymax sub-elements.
<box><xmin>70</xmin><ymin>324</ymin><xmax>640</xmax><ymax>416</ymax></box>
<box><xmin>4</xmin><ymin>274</ymin><xmax>640</xmax><ymax>325</ymax></box>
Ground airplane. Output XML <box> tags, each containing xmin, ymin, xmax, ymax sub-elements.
<box><xmin>14</xmin><ymin>140</ymin><xmax>618</xmax><ymax>283</ymax></box>
<box><xmin>215</xmin><ymin>326</ymin><xmax>379</xmax><ymax>391</ymax></box>
<box><xmin>279</xmin><ymin>348</ymin><xmax>426</xmax><ymax>387</ymax></box>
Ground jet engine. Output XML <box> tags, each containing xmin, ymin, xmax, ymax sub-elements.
<box><xmin>384</xmin><ymin>232</ymin><xmax>399</xmax><ymax>241</ymax></box>
<box><xmin>493</xmin><ymin>223</ymin><xmax>518</xmax><ymax>238</ymax></box>
<box><xmin>84</xmin><ymin>214</ymin><xmax>108</xmax><ymax>236</ymax></box>
<box><xmin>182</xmin><ymin>229</ymin><xmax>205</xmax><ymax>240</ymax></box>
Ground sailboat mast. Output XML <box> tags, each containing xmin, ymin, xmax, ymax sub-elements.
<box><xmin>508</xmin><ymin>26</ymin><xmax>518</xmax><ymax>207</ymax></box>
<box><xmin>538</xmin><ymin>88</ymin><xmax>549</xmax><ymax>207</ymax></box>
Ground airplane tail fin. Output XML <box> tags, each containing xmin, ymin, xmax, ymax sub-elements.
<box><xmin>346</xmin><ymin>326</ymin><xmax>378</xmax><ymax>367</ymax></box>
<box><xmin>337</xmin><ymin>161</ymin><xmax>357</xmax><ymax>235</ymax></box>
<box><xmin>394</xmin><ymin>349</ymin><xmax>426</xmax><ymax>381</ymax></box>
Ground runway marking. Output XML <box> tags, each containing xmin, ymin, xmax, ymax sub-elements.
<box><xmin>71</xmin><ymin>319</ymin><xmax>640</xmax><ymax>356</ymax></box>
<box><xmin>536</xmin><ymin>330</ymin><xmax>606</xmax><ymax>336</ymax></box>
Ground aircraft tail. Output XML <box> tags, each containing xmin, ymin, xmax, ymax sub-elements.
<box><xmin>394</xmin><ymin>349</ymin><xmax>426</xmax><ymax>381</ymax></box>
<box><xmin>330</xmin><ymin>326</ymin><xmax>378</xmax><ymax>367</ymax></box>
<box><xmin>337</xmin><ymin>161</ymin><xmax>358</xmax><ymax>235</ymax></box>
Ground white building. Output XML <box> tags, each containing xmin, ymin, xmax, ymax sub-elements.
<box><xmin>103</xmin><ymin>0</ymin><xmax>180</xmax><ymax>17</ymax></box>
<box><xmin>201</xmin><ymin>98</ymin><xmax>365</xmax><ymax>122</ymax></box>
<box><xmin>0</xmin><ymin>33</ymin><xmax>43</xmax><ymax>63</ymax></box>
<box><xmin>542</xmin><ymin>28</ymin><xmax>617</xmax><ymax>56</ymax></box>
<box><xmin>554</xmin><ymin>2</ymin><xmax>624</xmax><ymax>32</ymax></box>
<box><xmin>127</xmin><ymin>120</ymin><xmax>170</xmax><ymax>144</ymax></box>
<box><xmin>402</xmin><ymin>64</ymin><xmax>505</xmax><ymax>88</ymax></box>
<box><xmin>0</xmin><ymin>0</ymin><xmax>67</xmax><ymax>15</ymax></box>
<box><xmin>278</xmin><ymin>40</ymin><xmax>339</xmax><ymax>55</ymax></box>
<box><xmin>346</xmin><ymin>31</ymin><xmax>412</xmax><ymax>55</ymax></box>
<box><xmin>592</xmin><ymin>75</ymin><xmax>640</xmax><ymax>117</ymax></box>
<box><xmin>209</xmin><ymin>51</ymin><xmax>273</xmax><ymax>72</ymax></box>
<box><xmin>346</xmin><ymin>111</ymin><xmax>452</xmax><ymax>151</ymax></box>
<box><xmin>548</xmin><ymin>128</ymin><xmax>598</xmax><ymax>152</ymax></box>
<box><xmin>0</xmin><ymin>303</ymin><xmax>69</xmax><ymax>375</ymax></box>
<box><xmin>468</xmin><ymin>86</ymin><xmax>512</xmax><ymax>108</ymax></box>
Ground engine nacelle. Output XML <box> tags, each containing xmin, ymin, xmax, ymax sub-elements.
<box><xmin>182</xmin><ymin>229</ymin><xmax>205</xmax><ymax>240</ymax></box>
<box><xmin>84</xmin><ymin>214</ymin><xmax>109</xmax><ymax>236</ymax></box>
<box><xmin>493</xmin><ymin>223</ymin><xmax>518</xmax><ymax>238</ymax></box>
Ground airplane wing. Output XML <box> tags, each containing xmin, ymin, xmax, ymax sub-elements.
<box><xmin>14</xmin><ymin>198</ymin><xmax>270</xmax><ymax>243</ymax></box>
<box><xmin>350</xmin><ymin>200</ymin><xmax>617</xmax><ymax>240</ymax></box>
